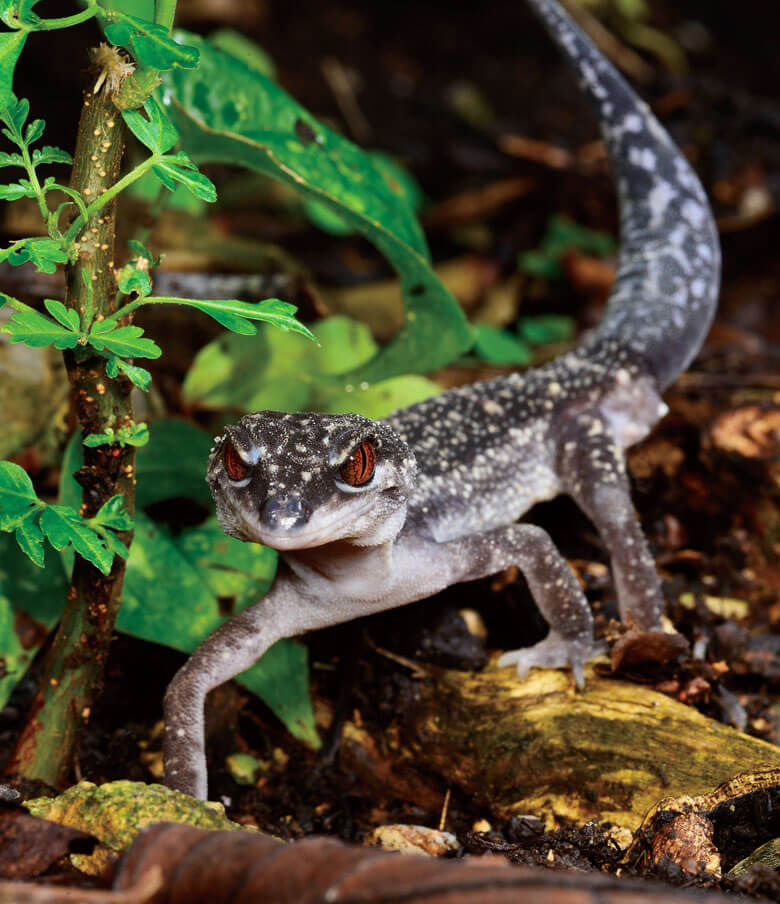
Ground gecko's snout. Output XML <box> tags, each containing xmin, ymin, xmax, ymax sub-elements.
<box><xmin>261</xmin><ymin>494</ymin><xmax>311</xmax><ymax>533</ymax></box>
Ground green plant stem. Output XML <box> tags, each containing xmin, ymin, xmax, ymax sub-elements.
<box><xmin>6</xmin><ymin>78</ymin><xmax>135</xmax><ymax>789</ymax></box>
<box><xmin>154</xmin><ymin>0</ymin><xmax>178</xmax><ymax>30</ymax></box>
<box><xmin>19</xmin><ymin>140</ymin><xmax>49</xmax><ymax>223</ymax></box>
<box><xmin>63</xmin><ymin>156</ymin><xmax>156</xmax><ymax>245</ymax></box>
<box><xmin>37</xmin><ymin>7</ymin><xmax>98</xmax><ymax>30</ymax></box>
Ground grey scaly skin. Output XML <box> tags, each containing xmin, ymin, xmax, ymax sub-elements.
<box><xmin>163</xmin><ymin>0</ymin><xmax>720</xmax><ymax>799</ymax></box>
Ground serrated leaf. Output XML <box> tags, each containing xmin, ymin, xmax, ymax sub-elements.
<box><xmin>39</xmin><ymin>505</ymin><xmax>114</xmax><ymax>575</ymax></box>
<box><xmin>0</xmin><ymin>182</ymin><xmax>33</xmax><ymax>200</ymax></box>
<box><xmin>162</xmin><ymin>31</ymin><xmax>472</xmax><ymax>382</ymax></box>
<box><xmin>88</xmin><ymin>323</ymin><xmax>161</xmax><ymax>359</ymax></box>
<box><xmin>105</xmin><ymin>355</ymin><xmax>152</xmax><ymax>391</ymax></box>
<box><xmin>14</xmin><ymin>512</ymin><xmax>43</xmax><ymax>566</ymax></box>
<box><xmin>0</xmin><ymin>32</ymin><xmax>26</xmax><ymax>108</ymax></box>
<box><xmin>23</xmin><ymin>117</ymin><xmax>43</xmax><ymax>145</ymax></box>
<box><xmin>142</xmin><ymin>295</ymin><xmax>315</xmax><ymax>341</ymax></box>
<box><xmin>43</xmin><ymin>298</ymin><xmax>79</xmax><ymax>332</ymax></box>
<box><xmin>3</xmin><ymin>237</ymin><xmax>68</xmax><ymax>274</ymax></box>
<box><xmin>121</xmin><ymin>96</ymin><xmax>178</xmax><ymax>154</ymax></box>
<box><xmin>0</xmin><ymin>150</ymin><xmax>23</xmax><ymax>167</ymax></box>
<box><xmin>0</xmin><ymin>461</ymin><xmax>40</xmax><ymax>530</ymax></box>
<box><xmin>105</xmin><ymin>14</ymin><xmax>199</xmax><ymax>72</ymax></box>
<box><xmin>31</xmin><ymin>145</ymin><xmax>72</xmax><ymax>166</ymax></box>
<box><xmin>1</xmin><ymin>306</ymin><xmax>79</xmax><ymax>349</ymax></box>
<box><xmin>154</xmin><ymin>156</ymin><xmax>216</xmax><ymax>202</ymax></box>
<box><xmin>92</xmin><ymin>495</ymin><xmax>134</xmax><ymax>532</ymax></box>
<box><xmin>1</xmin><ymin>94</ymin><xmax>27</xmax><ymax>135</ymax></box>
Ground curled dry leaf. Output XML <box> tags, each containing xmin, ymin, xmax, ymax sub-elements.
<box><xmin>114</xmin><ymin>822</ymin><xmax>745</xmax><ymax>904</ymax></box>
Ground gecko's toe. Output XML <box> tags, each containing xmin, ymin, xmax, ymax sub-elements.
<box><xmin>497</xmin><ymin>632</ymin><xmax>604</xmax><ymax>688</ymax></box>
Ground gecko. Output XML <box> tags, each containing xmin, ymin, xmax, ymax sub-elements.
<box><xmin>163</xmin><ymin>0</ymin><xmax>720</xmax><ymax>799</ymax></box>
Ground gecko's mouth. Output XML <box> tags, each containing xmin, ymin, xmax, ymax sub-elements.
<box><xmin>235</xmin><ymin>499</ymin><xmax>378</xmax><ymax>550</ymax></box>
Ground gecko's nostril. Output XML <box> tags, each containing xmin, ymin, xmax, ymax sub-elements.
<box><xmin>262</xmin><ymin>495</ymin><xmax>311</xmax><ymax>532</ymax></box>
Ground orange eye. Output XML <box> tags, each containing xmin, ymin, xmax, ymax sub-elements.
<box><xmin>340</xmin><ymin>440</ymin><xmax>376</xmax><ymax>487</ymax></box>
<box><xmin>224</xmin><ymin>440</ymin><xmax>249</xmax><ymax>481</ymax></box>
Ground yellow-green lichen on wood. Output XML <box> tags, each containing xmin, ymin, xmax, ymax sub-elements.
<box><xmin>406</xmin><ymin>663</ymin><xmax>780</xmax><ymax>829</ymax></box>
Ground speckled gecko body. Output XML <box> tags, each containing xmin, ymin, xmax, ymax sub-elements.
<box><xmin>164</xmin><ymin>0</ymin><xmax>720</xmax><ymax>799</ymax></box>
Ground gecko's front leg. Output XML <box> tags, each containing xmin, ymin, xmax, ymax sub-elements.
<box><xmin>163</xmin><ymin>575</ymin><xmax>304</xmax><ymax>799</ymax></box>
<box><xmin>433</xmin><ymin>523</ymin><xmax>597</xmax><ymax>687</ymax></box>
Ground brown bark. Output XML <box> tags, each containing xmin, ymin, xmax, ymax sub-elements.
<box><xmin>7</xmin><ymin>79</ymin><xmax>134</xmax><ymax>787</ymax></box>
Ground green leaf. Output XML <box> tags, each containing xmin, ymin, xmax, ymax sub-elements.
<box><xmin>133</xmin><ymin>419</ymin><xmax>213</xmax><ymax>508</ymax></box>
<box><xmin>183</xmin><ymin>315</ymin><xmax>441</xmax><ymax>419</ymax></box>
<box><xmin>0</xmin><ymin>31</ymin><xmax>26</xmax><ymax>108</ymax></box>
<box><xmin>1</xmin><ymin>305</ymin><xmax>79</xmax><ymax>349</ymax></box>
<box><xmin>126</xmin><ymin>239</ymin><xmax>156</xmax><ymax>262</ymax></box>
<box><xmin>208</xmin><ymin>28</ymin><xmax>276</xmax><ymax>79</ymax></box>
<box><xmin>141</xmin><ymin>295</ymin><xmax>315</xmax><ymax>340</ymax></box>
<box><xmin>84</xmin><ymin>422</ymin><xmax>149</xmax><ymax>448</ymax></box>
<box><xmin>0</xmin><ymin>460</ymin><xmax>39</xmax><ymax>529</ymax></box>
<box><xmin>517</xmin><ymin>314</ymin><xmax>576</xmax><ymax>346</ymax></box>
<box><xmin>0</xmin><ymin>149</ymin><xmax>23</xmax><ymax>167</ymax></box>
<box><xmin>153</xmin><ymin>154</ymin><xmax>216</xmax><ymax>202</ymax></box>
<box><xmin>39</xmin><ymin>505</ymin><xmax>114</xmax><ymax>575</ymax></box>
<box><xmin>519</xmin><ymin>215</ymin><xmax>617</xmax><ymax>280</ymax></box>
<box><xmin>162</xmin><ymin>31</ymin><xmax>472</xmax><ymax>382</ymax></box>
<box><xmin>0</xmin><ymin>93</ymin><xmax>27</xmax><ymax>136</ymax></box>
<box><xmin>473</xmin><ymin>323</ymin><xmax>533</xmax><ymax>366</ymax></box>
<box><xmin>23</xmin><ymin>116</ymin><xmax>43</xmax><ymax>144</ymax></box>
<box><xmin>31</xmin><ymin>145</ymin><xmax>72</xmax><ymax>166</ymax></box>
<box><xmin>121</xmin><ymin>96</ymin><xmax>178</xmax><ymax>154</ymax></box>
<box><xmin>43</xmin><ymin>298</ymin><xmax>79</xmax><ymax>331</ymax></box>
<box><xmin>2</xmin><ymin>237</ymin><xmax>69</xmax><ymax>274</ymax></box>
<box><xmin>104</xmin><ymin>13</ymin><xmax>199</xmax><ymax>71</ymax></box>
<box><xmin>88</xmin><ymin>322</ymin><xmax>161</xmax><ymax>359</ymax></box>
<box><xmin>105</xmin><ymin>355</ymin><xmax>152</xmax><ymax>391</ymax></box>
<box><xmin>117</xmin><ymin>262</ymin><xmax>152</xmax><ymax>298</ymax></box>
<box><xmin>0</xmin><ymin>531</ymin><xmax>65</xmax><ymax>709</ymax></box>
<box><xmin>0</xmin><ymin>181</ymin><xmax>33</xmax><ymax>200</ymax></box>
<box><xmin>14</xmin><ymin>511</ymin><xmax>43</xmax><ymax>566</ymax></box>
<box><xmin>92</xmin><ymin>495</ymin><xmax>134</xmax><ymax>531</ymax></box>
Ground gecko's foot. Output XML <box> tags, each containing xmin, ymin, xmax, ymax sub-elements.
<box><xmin>497</xmin><ymin>632</ymin><xmax>605</xmax><ymax>689</ymax></box>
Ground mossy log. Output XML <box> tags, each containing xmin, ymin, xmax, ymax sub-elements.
<box><xmin>403</xmin><ymin>663</ymin><xmax>780</xmax><ymax>829</ymax></box>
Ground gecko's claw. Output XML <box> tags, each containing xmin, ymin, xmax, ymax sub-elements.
<box><xmin>497</xmin><ymin>633</ymin><xmax>606</xmax><ymax>689</ymax></box>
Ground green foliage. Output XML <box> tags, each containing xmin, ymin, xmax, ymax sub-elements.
<box><xmin>162</xmin><ymin>31</ymin><xmax>473</xmax><ymax>382</ymax></box>
<box><xmin>184</xmin><ymin>315</ymin><xmax>441</xmax><ymax>419</ymax></box>
<box><xmin>121</xmin><ymin>97</ymin><xmax>216</xmax><ymax>202</ymax></box>
<box><xmin>0</xmin><ymin>461</ymin><xmax>131</xmax><ymax>573</ymax></box>
<box><xmin>518</xmin><ymin>314</ymin><xmax>576</xmax><ymax>346</ymax></box>
<box><xmin>103</xmin><ymin>11</ymin><xmax>198</xmax><ymax>71</ymax></box>
<box><xmin>134</xmin><ymin>296</ymin><xmax>316</xmax><ymax>340</ymax></box>
<box><xmin>0</xmin><ymin>30</ymin><xmax>25</xmax><ymax>106</ymax></box>
<box><xmin>473</xmin><ymin>323</ymin><xmax>533</xmax><ymax>366</ymax></box>
<box><xmin>0</xmin><ymin>238</ymin><xmax>69</xmax><ymax>273</ymax></box>
<box><xmin>208</xmin><ymin>28</ymin><xmax>276</xmax><ymax>79</ymax></box>
<box><xmin>84</xmin><ymin>423</ymin><xmax>150</xmax><ymax>448</ymax></box>
<box><xmin>519</xmin><ymin>214</ymin><xmax>616</xmax><ymax>281</ymax></box>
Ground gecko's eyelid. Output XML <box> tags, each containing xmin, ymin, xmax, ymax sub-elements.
<box><xmin>223</xmin><ymin>439</ymin><xmax>250</xmax><ymax>482</ymax></box>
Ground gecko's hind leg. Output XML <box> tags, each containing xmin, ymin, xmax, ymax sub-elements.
<box><xmin>558</xmin><ymin>412</ymin><xmax>664</xmax><ymax>631</ymax></box>
<box><xmin>445</xmin><ymin>523</ymin><xmax>598</xmax><ymax>687</ymax></box>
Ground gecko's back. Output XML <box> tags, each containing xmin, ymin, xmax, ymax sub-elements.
<box><xmin>388</xmin><ymin>0</ymin><xmax>720</xmax><ymax>543</ymax></box>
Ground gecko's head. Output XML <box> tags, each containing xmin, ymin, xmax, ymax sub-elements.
<box><xmin>207</xmin><ymin>411</ymin><xmax>417</xmax><ymax>549</ymax></box>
